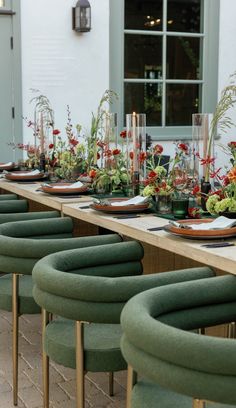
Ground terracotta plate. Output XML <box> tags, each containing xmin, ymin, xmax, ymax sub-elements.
<box><xmin>0</xmin><ymin>162</ymin><xmax>15</xmax><ymax>171</ymax></box>
<box><xmin>164</xmin><ymin>218</ymin><xmax>236</xmax><ymax>239</ymax></box>
<box><xmin>41</xmin><ymin>183</ymin><xmax>88</xmax><ymax>195</ymax></box>
<box><xmin>5</xmin><ymin>171</ymin><xmax>46</xmax><ymax>181</ymax></box>
<box><xmin>90</xmin><ymin>198</ymin><xmax>149</xmax><ymax>214</ymax></box>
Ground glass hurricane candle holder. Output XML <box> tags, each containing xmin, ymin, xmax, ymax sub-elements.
<box><xmin>126</xmin><ymin>113</ymin><xmax>146</xmax><ymax>196</ymax></box>
<box><xmin>192</xmin><ymin>113</ymin><xmax>214</xmax><ymax>182</ymax></box>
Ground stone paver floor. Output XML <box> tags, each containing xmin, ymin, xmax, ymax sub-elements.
<box><xmin>0</xmin><ymin>311</ymin><xmax>126</xmax><ymax>408</ymax></box>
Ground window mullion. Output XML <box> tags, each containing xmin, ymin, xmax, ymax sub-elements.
<box><xmin>162</xmin><ymin>0</ymin><xmax>167</xmax><ymax>127</ymax></box>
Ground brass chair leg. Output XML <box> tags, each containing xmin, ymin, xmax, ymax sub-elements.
<box><xmin>227</xmin><ymin>322</ymin><xmax>236</xmax><ymax>338</ymax></box>
<box><xmin>42</xmin><ymin>309</ymin><xmax>51</xmax><ymax>408</ymax></box>
<box><xmin>108</xmin><ymin>372</ymin><xmax>114</xmax><ymax>396</ymax></box>
<box><xmin>193</xmin><ymin>399</ymin><xmax>206</xmax><ymax>408</ymax></box>
<box><xmin>12</xmin><ymin>273</ymin><xmax>19</xmax><ymax>406</ymax></box>
<box><xmin>126</xmin><ymin>365</ymin><xmax>137</xmax><ymax>408</ymax></box>
<box><xmin>76</xmin><ymin>321</ymin><xmax>85</xmax><ymax>408</ymax></box>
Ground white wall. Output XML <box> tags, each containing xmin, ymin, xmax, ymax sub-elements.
<box><xmin>20</xmin><ymin>0</ymin><xmax>236</xmax><ymax>169</ymax></box>
<box><xmin>20</xmin><ymin>0</ymin><xmax>109</xmax><ymax>144</ymax></box>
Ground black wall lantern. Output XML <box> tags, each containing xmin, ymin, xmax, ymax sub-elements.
<box><xmin>72</xmin><ymin>0</ymin><xmax>91</xmax><ymax>33</ymax></box>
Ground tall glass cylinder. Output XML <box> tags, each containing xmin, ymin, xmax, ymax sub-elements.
<box><xmin>126</xmin><ymin>113</ymin><xmax>146</xmax><ymax>195</ymax></box>
<box><xmin>99</xmin><ymin>112</ymin><xmax>118</xmax><ymax>170</ymax></box>
<box><xmin>192</xmin><ymin>113</ymin><xmax>214</xmax><ymax>182</ymax></box>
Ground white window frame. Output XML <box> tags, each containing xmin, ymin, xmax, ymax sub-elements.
<box><xmin>109</xmin><ymin>0</ymin><xmax>220</xmax><ymax>140</ymax></box>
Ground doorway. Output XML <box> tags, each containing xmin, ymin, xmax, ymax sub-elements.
<box><xmin>0</xmin><ymin>0</ymin><xmax>22</xmax><ymax>162</ymax></box>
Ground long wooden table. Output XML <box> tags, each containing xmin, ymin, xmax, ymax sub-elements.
<box><xmin>62</xmin><ymin>201</ymin><xmax>236</xmax><ymax>276</ymax></box>
<box><xmin>0</xmin><ymin>179</ymin><xmax>235</xmax><ymax>275</ymax></box>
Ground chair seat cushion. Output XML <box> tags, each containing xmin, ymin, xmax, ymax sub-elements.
<box><xmin>0</xmin><ymin>274</ymin><xmax>40</xmax><ymax>314</ymax></box>
<box><xmin>131</xmin><ymin>381</ymin><xmax>234</xmax><ymax>408</ymax></box>
<box><xmin>131</xmin><ymin>381</ymin><xmax>192</xmax><ymax>408</ymax></box>
<box><xmin>44</xmin><ymin>318</ymin><xmax>127</xmax><ymax>372</ymax></box>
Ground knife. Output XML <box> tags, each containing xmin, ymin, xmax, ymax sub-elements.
<box><xmin>201</xmin><ymin>242</ymin><xmax>235</xmax><ymax>248</ymax></box>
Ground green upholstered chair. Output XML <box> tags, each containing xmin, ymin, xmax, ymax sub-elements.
<box><xmin>32</xmin><ymin>243</ymin><xmax>215</xmax><ymax>408</ymax></box>
<box><xmin>0</xmin><ymin>193</ymin><xmax>18</xmax><ymax>200</ymax></box>
<box><xmin>0</xmin><ymin>198</ymin><xmax>28</xmax><ymax>213</ymax></box>
<box><xmin>0</xmin><ymin>217</ymin><xmax>121</xmax><ymax>405</ymax></box>
<box><xmin>121</xmin><ymin>275</ymin><xmax>236</xmax><ymax>408</ymax></box>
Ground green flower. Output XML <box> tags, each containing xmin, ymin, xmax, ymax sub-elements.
<box><xmin>143</xmin><ymin>185</ymin><xmax>156</xmax><ymax>197</ymax></box>
<box><xmin>154</xmin><ymin>165</ymin><xmax>167</xmax><ymax>177</ymax></box>
<box><xmin>206</xmin><ymin>195</ymin><xmax>220</xmax><ymax>214</ymax></box>
<box><xmin>215</xmin><ymin>198</ymin><xmax>236</xmax><ymax>213</ymax></box>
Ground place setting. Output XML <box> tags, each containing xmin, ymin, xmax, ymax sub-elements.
<box><xmin>40</xmin><ymin>180</ymin><xmax>89</xmax><ymax>196</ymax></box>
<box><xmin>4</xmin><ymin>169</ymin><xmax>47</xmax><ymax>182</ymax></box>
<box><xmin>89</xmin><ymin>195</ymin><xmax>150</xmax><ymax>217</ymax></box>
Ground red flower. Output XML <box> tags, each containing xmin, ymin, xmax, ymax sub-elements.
<box><xmin>178</xmin><ymin>143</ymin><xmax>188</xmax><ymax>153</ymax></box>
<box><xmin>209</xmin><ymin>167</ymin><xmax>222</xmax><ymax>179</ymax></box>
<box><xmin>97</xmin><ymin>140</ymin><xmax>106</xmax><ymax>148</ymax></box>
<box><xmin>222</xmin><ymin>176</ymin><xmax>230</xmax><ymax>186</ymax></box>
<box><xmin>129</xmin><ymin>151</ymin><xmax>134</xmax><ymax>160</ymax></box>
<box><xmin>228</xmin><ymin>141</ymin><xmax>236</xmax><ymax>149</ymax></box>
<box><xmin>138</xmin><ymin>152</ymin><xmax>147</xmax><ymax>163</ymax></box>
<box><xmin>104</xmin><ymin>149</ymin><xmax>112</xmax><ymax>157</ymax></box>
<box><xmin>70</xmin><ymin>138</ymin><xmax>79</xmax><ymax>146</ymax></box>
<box><xmin>97</xmin><ymin>152</ymin><xmax>101</xmax><ymax>160</ymax></box>
<box><xmin>200</xmin><ymin>156</ymin><xmax>215</xmax><ymax>165</ymax></box>
<box><xmin>52</xmin><ymin>129</ymin><xmax>60</xmax><ymax>135</ymax></box>
<box><xmin>148</xmin><ymin>170</ymin><xmax>157</xmax><ymax>179</ymax></box>
<box><xmin>154</xmin><ymin>187</ymin><xmax>160</xmax><ymax>193</ymax></box>
<box><xmin>89</xmin><ymin>169</ymin><xmax>97</xmax><ymax>178</ymax></box>
<box><xmin>188</xmin><ymin>207</ymin><xmax>201</xmax><ymax>219</ymax></box>
<box><xmin>210</xmin><ymin>190</ymin><xmax>225</xmax><ymax>199</ymax></box>
<box><xmin>120</xmin><ymin>130</ymin><xmax>127</xmax><ymax>139</ymax></box>
<box><xmin>49</xmin><ymin>143</ymin><xmax>54</xmax><ymax>149</ymax></box>
<box><xmin>154</xmin><ymin>144</ymin><xmax>163</xmax><ymax>155</ymax></box>
<box><xmin>112</xmin><ymin>148</ymin><xmax>121</xmax><ymax>156</ymax></box>
<box><xmin>191</xmin><ymin>185</ymin><xmax>200</xmax><ymax>196</ymax></box>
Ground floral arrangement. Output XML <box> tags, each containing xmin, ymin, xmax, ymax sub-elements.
<box><xmin>206</xmin><ymin>142</ymin><xmax>236</xmax><ymax>214</ymax></box>
<box><xmin>142</xmin><ymin>142</ymin><xmax>190</xmax><ymax>198</ymax></box>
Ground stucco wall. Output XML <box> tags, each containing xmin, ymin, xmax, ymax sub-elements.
<box><xmin>20</xmin><ymin>0</ymin><xmax>109</xmax><ymax>144</ymax></box>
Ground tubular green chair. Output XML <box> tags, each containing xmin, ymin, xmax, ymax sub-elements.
<box><xmin>32</xmin><ymin>241</ymin><xmax>215</xmax><ymax>408</ymax></box>
<box><xmin>0</xmin><ymin>217</ymin><xmax>121</xmax><ymax>406</ymax></box>
<box><xmin>0</xmin><ymin>198</ymin><xmax>28</xmax><ymax>213</ymax></box>
<box><xmin>121</xmin><ymin>275</ymin><xmax>236</xmax><ymax>408</ymax></box>
<box><xmin>0</xmin><ymin>193</ymin><xmax>18</xmax><ymax>200</ymax></box>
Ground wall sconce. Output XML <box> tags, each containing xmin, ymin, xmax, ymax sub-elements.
<box><xmin>72</xmin><ymin>0</ymin><xmax>91</xmax><ymax>33</ymax></box>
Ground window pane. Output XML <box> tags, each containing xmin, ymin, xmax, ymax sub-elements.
<box><xmin>125</xmin><ymin>0</ymin><xmax>163</xmax><ymax>31</ymax></box>
<box><xmin>167</xmin><ymin>0</ymin><xmax>201</xmax><ymax>33</ymax></box>
<box><xmin>166</xmin><ymin>84</ymin><xmax>199</xmax><ymax>126</ymax></box>
<box><xmin>167</xmin><ymin>37</ymin><xmax>201</xmax><ymax>79</ymax></box>
<box><xmin>125</xmin><ymin>35</ymin><xmax>162</xmax><ymax>79</ymax></box>
<box><xmin>124</xmin><ymin>83</ymin><xmax>162</xmax><ymax>126</ymax></box>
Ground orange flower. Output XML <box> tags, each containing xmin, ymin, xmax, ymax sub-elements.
<box><xmin>228</xmin><ymin>167</ymin><xmax>236</xmax><ymax>183</ymax></box>
<box><xmin>89</xmin><ymin>169</ymin><xmax>97</xmax><ymax>178</ymax></box>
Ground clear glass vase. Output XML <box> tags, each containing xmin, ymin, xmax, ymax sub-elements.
<box><xmin>126</xmin><ymin>113</ymin><xmax>146</xmax><ymax>196</ymax></box>
<box><xmin>156</xmin><ymin>194</ymin><xmax>172</xmax><ymax>214</ymax></box>
<box><xmin>192</xmin><ymin>113</ymin><xmax>214</xmax><ymax>182</ymax></box>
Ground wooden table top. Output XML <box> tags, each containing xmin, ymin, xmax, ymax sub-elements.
<box><xmin>1</xmin><ymin>179</ymin><xmax>235</xmax><ymax>275</ymax></box>
<box><xmin>0</xmin><ymin>180</ymin><xmax>91</xmax><ymax>211</ymax></box>
<box><xmin>62</xmin><ymin>202</ymin><xmax>236</xmax><ymax>275</ymax></box>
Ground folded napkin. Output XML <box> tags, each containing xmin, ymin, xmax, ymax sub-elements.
<box><xmin>43</xmin><ymin>181</ymin><xmax>84</xmax><ymax>189</ymax></box>
<box><xmin>110</xmin><ymin>195</ymin><xmax>149</xmax><ymax>207</ymax></box>
<box><xmin>11</xmin><ymin>169</ymin><xmax>41</xmax><ymax>177</ymax></box>
<box><xmin>0</xmin><ymin>162</ymin><xmax>13</xmax><ymax>168</ymax></box>
<box><xmin>189</xmin><ymin>216</ymin><xmax>236</xmax><ymax>231</ymax></box>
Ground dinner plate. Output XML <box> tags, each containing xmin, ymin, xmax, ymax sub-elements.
<box><xmin>5</xmin><ymin>171</ymin><xmax>46</xmax><ymax>181</ymax></box>
<box><xmin>41</xmin><ymin>183</ymin><xmax>88</xmax><ymax>195</ymax></box>
<box><xmin>90</xmin><ymin>198</ymin><xmax>150</xmax><ymax>214</ymax></box>
<box><xmin>0</xmin><ymin>162</ymin><xmax>15</xmax><ymax>171</ymax></box>
<box><xmin>164</xmin><ymin>218</ymin><xmax>236</xmax><ymax>239</ymax></box>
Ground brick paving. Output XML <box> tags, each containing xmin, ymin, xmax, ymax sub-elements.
<box><xmin>0</xmin><ymin>311</ymin><xmax>126</xmax><ymax>408</ymax></box>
